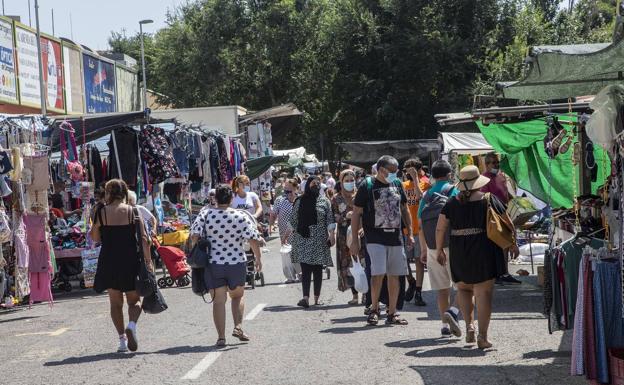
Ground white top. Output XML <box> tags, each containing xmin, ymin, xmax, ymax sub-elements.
<box><xmin>231</xmin><ymin>192</ymin><xmax>260</xmax><ymax>216</ymax></box>
<box><xmin>191</xmin><ymin>207</ymin><xmax>262</xmax><ymax>265</ymax></box>
<box><xmin>136</xmin><ymin>205</ymin><xmax>156</xmax><ymax>224</ymax></box>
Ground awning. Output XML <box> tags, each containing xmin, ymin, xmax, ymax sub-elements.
<box><xmin>47</xmin><ymin>111</ymin><xmax>173</xmax><ymax>151</ymax></box>
<box><xmin>239</xmin><ymin>103</ymin><xmax>303</xmax><ymax>145</ymax></box>
<box><xmin>501</xmin><ymin>39</ymin><xmax>624</xmax><ymax>100</ymax></box>
<box><xmin>439</xmin><ymin>132</ymin><xmax>493</xmax><ymax>155</ymax></box>
<box><xmin>245</xmin><ymin>155</ymin><xmax>288</xmax><ymax>180</ymax></box>
<box><xmin>337</xmin><ymin>140</ymin><xmax>440</xmax><ymax>167</ymax></box>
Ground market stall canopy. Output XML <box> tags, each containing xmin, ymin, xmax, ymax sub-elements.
<box><xmin>246</xmin><ymin>155</ymin><xmax>288</xmax><ymax>180</ymax></box>
<box><xmin>501</xmin><ymin>40</ymin><xmax>624</xmax><ymax>101</ymax></box>
<box><xmin>240</xmin><ymin>103</ymin><xmax>302</xmax><ymax>145</ymax></box>
<box><xmin>273</xmin><ymin>146</ymin><xmax>319</xmax><ymax>166</ymax></box>
<box><xmin>478</xmin><ymin>119</ymin><xmax>609</xmax><ymax>208</ymax></box>
<box><xmin>439</xmin><ymin>132</ymin><xmax>493</xmax><ymax>155</ymax></box>
<box><xmin>337</xmin><ymin>140</ymin><xmax>440</xmax><ymax>167</ymax></box>
<box><xmin>47</xmin><ymin>111</ymin><xmax>173</xmax><ymax>151</ymax></box>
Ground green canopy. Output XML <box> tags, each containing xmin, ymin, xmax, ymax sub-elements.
<box><xmin>477</xmin><ymin>119</ymin><xmax>610</xmax><ymax>209</ymax></box>
<box><xmin>245</xmin><ymin>156</ymin><xmax>288</xmax><ymax>180</ymax></box>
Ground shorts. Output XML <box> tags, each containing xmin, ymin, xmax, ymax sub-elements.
<box><xmin>366</xmin><ymin>243</ymin><xmax>408</xmax><ymax>276</ymax></box>
<box><xmin>427</xmin><ymin>248</ymin><xmax>453</xmax><ymax>290</ymax></box>
<box><xmin>204</xmin><ymin>263</ymin><xmax>246</xmax><ymax>290</ymax></box>
<box><xmin>404</xmin><ymin>235</ymin><xmax>421</xmax><ymax>262</ymax></box>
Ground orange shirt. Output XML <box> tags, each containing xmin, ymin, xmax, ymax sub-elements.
<box><xmin>403</xmin><ymin>177</ymin><xmax>431</xmax><ymax>235</ymax></box>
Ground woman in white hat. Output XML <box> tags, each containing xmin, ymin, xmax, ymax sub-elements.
<box><xmin>434</xmin><ymin>165</ymin><xmax>518</xmax><ymax>349</ymax></box>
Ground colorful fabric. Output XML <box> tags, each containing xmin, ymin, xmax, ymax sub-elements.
<box><xmin>139</xmin><ymin>125</ymin><xmax>179</xmax><ymax>185</ymax></box>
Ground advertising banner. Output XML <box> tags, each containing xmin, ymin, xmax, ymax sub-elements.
<box><xmin>63</xmin><ymin>44</ymin><xmax>84</xmax><ymax>113</ymax></box>
<box><xmin>115</xmin><ymin>65</ymin><xmax>139</xmax><ymax>112</ymax></box>
<box><xmin>15</xmin><ymin>25</ymin><xmax>40</xmax><ymax>107</ymax></box>
<box><xmin>83</xmin><ymin>53</ymin><xmax>116</xmax><ymax>113</ymax></box>
<box><xmin>41</xmin><ymin>37</ymin><xmax>63</xmax><ymax>112</ymax></box>
<box><xmin>0</xmin><ymin>19</ymin><xmax>17</xmax><ymax>104</ymax></box>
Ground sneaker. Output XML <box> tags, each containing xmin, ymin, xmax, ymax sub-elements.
<box><xmin>441</xmin><ymin>326</ymin><xmax>452</xmax><ymax>336</ymax></box>
<box><xmin>125</xmin><ymin>325</ymin><xmax>138</xmax><ymax>352</ymax></box>
<box><xmin>404</xmin><ymin>281</ymin><xmax>417</xmax><ymax>302</ymax></box>
<box><xmin>414</xmin><ymin>291</ymin><xmax>427</xmax><ymax>307</ymax></box>
<box><xmin>442</xmin><ymin>310</ymin><xmax>462</xmax><ymax>337</ymax></box>
<box><xmin>297</xmin><ymin>298</ymin><xmax>310</xmax><ymax>308</ymax></box>
<box><xmin>117</xmin><ymin>336</ymin><xmax>129</xmax><ymax>353</ymax></box>
<box><xmin>500</xmin><ymin>274</ymin><xmax>522</xmax><ymax>285</ymax></box>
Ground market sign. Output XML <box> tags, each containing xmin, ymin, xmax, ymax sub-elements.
<box><xmin>15</xmin><ymin>24</ymin><xmax>41</xmax><ymax>108</ymax></box>
<box><xmin>115</xmin><ymin>64</ymin><xmax>139</xmax><ymax>112</ymax></box>
<box><xmin>40</xmin><ymin>36</ymin><xmax>64</xmax><ymax>112</ymax></box>
<box><xmin>63</xmin><ymin>43</ymin><xmax>84</xmax><ymax>114</ymax></box>
<box><xmin>83</xmin><ymin>53</ymin><xmax>116</xmax><ymax>113</ymax></box>
<box><xmin>0</xmin><ymin>18</ymin><xmax>17</xmax><ymax>104</ymax></box>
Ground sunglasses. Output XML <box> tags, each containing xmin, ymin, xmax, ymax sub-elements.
<box><xmin>284</xmin><ymin>190</ymin><xmax>293</xmax><ymax>194</ymax></box>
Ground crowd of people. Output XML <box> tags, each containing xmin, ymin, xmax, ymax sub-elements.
<box><xmin>90</xmin><ymin>152</ymin><xmax>520</xmax><ymax>351</ymax></box>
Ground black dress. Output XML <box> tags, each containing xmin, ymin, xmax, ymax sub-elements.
<box><xmin>93</xmin><ymin>208</ymin><xmax>139</xmax><ymax>293</ymax></box>
<box><xmin>441</xmin><ymin>196</ymin><xmax>505</xmax><ymax>284</ymax></box>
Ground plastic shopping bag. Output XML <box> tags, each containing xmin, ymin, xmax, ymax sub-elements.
<box><xmin>280</xmin><ymin>244</ymin><xmax>299</xmax><ymax>281</ymax></box>
<box><xmin>349</xmin><ymin>256</ymin><xmax>368</xmax><ymax>294</ymax></box>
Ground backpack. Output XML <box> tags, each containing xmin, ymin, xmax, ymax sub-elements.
<box><xmin>421</xmin><ymin>184</ymin><xmax>455</xmax><ymax>249</ymax></box>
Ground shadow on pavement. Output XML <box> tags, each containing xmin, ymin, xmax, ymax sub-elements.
<box><xmin>44</xmin><ymin>345</ymin><xmax>241</xmax><ymax>366</ymax></box>
<box><xmin>0</xmin><ymin>315</ymin><xmax>40</xmax><ymax>324</ymax></box>
<box><xmin>330</xmin><ymin>316</ymin><xmax>366</xmax><ymax>324</ymax></box>
<box><xmin>318</xmin><ymin>324</ymin><xmax>382</xmax><ymax>334</ymax></box>
<box><xmin>265</xmin><ymin>303</ymin><xmax>353</xmax><ymax>313</ymax></box>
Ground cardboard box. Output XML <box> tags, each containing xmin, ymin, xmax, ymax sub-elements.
<box><xmin>537</xmin><ymin>265</ymin><xmax>544</xmax><ymax>287</ymax></box>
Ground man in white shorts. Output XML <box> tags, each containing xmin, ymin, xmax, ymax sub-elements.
<box><xmin>418</xmin><ymin>160</ymin><xmax>462</xmax><ymax>337</ymax></box>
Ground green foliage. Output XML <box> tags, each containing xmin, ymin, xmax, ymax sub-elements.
<box><xmin>108</xmin><ymin>0</ymin><xmax>619</xmax><ymax>158</ymax></box>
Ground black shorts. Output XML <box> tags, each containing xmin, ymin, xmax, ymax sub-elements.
<box><xmin>204</xmin><ymin>263</ymin><xmax>246</xmax><ymax>290</ymax></box>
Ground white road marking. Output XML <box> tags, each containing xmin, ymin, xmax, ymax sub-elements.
<box><xmin>16</xmin><ymin>327</ymin><xmax>69</xmax><ymax>337</ymax></box>
<box><xmin>181</xmin><ymin>352</ymin><xmax>223</xmax><ymax>380</ymax></box>
<box><xmin>245</xmin><ymin>303</ymin><xmax>267</xmax><ymax>321</ymax></box>
<box><xmin>277</xmin><ymin>284</ymin><xmax>287</xmax><ymax>288</ymax></box>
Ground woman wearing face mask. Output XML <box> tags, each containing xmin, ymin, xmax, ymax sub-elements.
<box><xmin>290</xmin><ymin>176</ymin><xmax>336</xmax><ymax>308</ymax></box>
<box><xmin>270</xmin><ymin>179</ymin><xmax>301</xmax><ymax>283</ymax></box>
<box><xmin>331</xmin><ymin>170</ymin><xmax>363</xmax><ymax>305</ymax></box>
<box><xmin>231</xmin><ymin>175</ymin><xmax>263</xmax><ymax>219</ymax></box>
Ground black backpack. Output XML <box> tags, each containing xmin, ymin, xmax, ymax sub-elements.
<box><xmin>420</xmin><ymin>184</ymin><xmax>454</xmax><ymax>249</ymax></box>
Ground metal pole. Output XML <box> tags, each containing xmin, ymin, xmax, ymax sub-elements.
<box><xmin>51</xmin><ymin>9</ymin><xmax>55</xmax><ymax>36</ymax></box>
<box><xmin>139</xmin><ymin>23</ymin><xmax>148</xmax><ymax>111</ymax></box>
<box><xmin>2</xmin><ymin>0</ymin><xmax>4</xmax><ymax>16</ymax></box>
<box><xmin>34</xmin><ymin>0</ymin><xmax>46</xmax><ymax>115</ymax></box>
<box><xmin>70</xmin><ymin>13</ymin><xmax>74</xmax><ymax>40</ymax></box>
<box><xmin>28</xmin><ymin>0</ymin><xmax>32</xmax><ymax>27</ymax></box>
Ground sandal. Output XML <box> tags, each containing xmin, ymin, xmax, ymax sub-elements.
<box><xmin>232</xmin><ymin>327</ymin><xmax>250</xmax><ymax>342</ymax></box>
<box><xmin>385</xmin><ymin>313</ymin><xmax>408</xmax><ymax>326</ymax></box>
<box><xmin>466</xmin><ymin>326</ymin><xmax>476</xmax><ymax>344</ymax></box>
<box><xmin>216</xmin><ymin>338</ymin><xmax>226</xmax><ymax>347</ymax></box>
<box><xmin>347</xmin><ymin>299</ymin><xmax>359</xmax><ymax>306</ymax></box>
<box><xmin>367</xmin><ymin>309</ymin><xmax>380</xmax><ymax>326</ymax></box>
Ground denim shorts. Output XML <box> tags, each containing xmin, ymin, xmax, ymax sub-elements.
<box><xmin>204</xmin><ymin>263</ymin><xmax>246</xmax><ymax>290</ymax></box>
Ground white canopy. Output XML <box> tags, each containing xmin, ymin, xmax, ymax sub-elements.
<box><xmin>439</xmin><ymin>132</ymin><xmax>493</xmax><ymax>155</ymax></box>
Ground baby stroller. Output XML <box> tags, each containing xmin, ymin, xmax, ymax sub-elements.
<box><xmin>52</xmin><ymin>258</ymin><xmax>86</xmax><ymax>292</ymax></box>
<box><xmin>153</xmin><ymin>239</ymin><xmax>191</xmax><ymax>288</ymax></box>
<box><xmin>245</xmin><ymin>245</ymin><xmax>265</xmax><ymax>289</ymax></box>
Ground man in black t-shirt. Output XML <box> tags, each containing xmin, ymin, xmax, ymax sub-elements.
<box><xmin>351</xmin><ymin>155</ymin><xmax>413</xmax><ymax>326</ymax></box>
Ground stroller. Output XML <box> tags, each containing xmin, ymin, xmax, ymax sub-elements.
<box><xmin>245</xmin><ymin>245</ymin><xmax>265</xmax><ymax>289</ymax></box>
<box><xmin>52</xmin><ymin>258</ymin><xmax>86</xmax><ymax>292</ymax></box>
<box><xmin>153</xmin><ymin>239</ymin><xmax>191</xmax><ymax>288</ymax></box>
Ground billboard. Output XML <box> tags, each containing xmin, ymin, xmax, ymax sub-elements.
<box><xmin>0</xmin><ymin>18</ymin><xmax>17</xmax><ymax>104</ymax></box>
<box><xmin>115</xmin><ymin>65</ymin><xmax>139</xmax><ymax>112</ymax></box>
<box><xmin>41</xmin><ymin>36</ymin><xmax>63</xmax><ymax>112</ymax></box>
<box><xmin>63</xmin><ymin>44</ymin><xmax>84</xmax><ymax>114</ymax></box>
<box><xmin>83</xmin><ymin>53</ymin><xmax>116</xmax><ymax>113</ymax></box>
<box><xmin>15</xmin><ymin>25</ymin><xmax>40</xmax><ymax>107</ymax></box>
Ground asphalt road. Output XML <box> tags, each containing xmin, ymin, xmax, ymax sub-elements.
<box><xmin>0</xmin><ymin>238</ymin><xmax>583</xmax><ymax>385</ymax></box>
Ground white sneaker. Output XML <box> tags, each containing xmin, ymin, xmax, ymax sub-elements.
<box><xmin>125</xmin><ymin>325</ymin><xmax>138</xmax><ymax>352</ymax></box>
<box><xmin>117</xmin><ymin>336</ymin><xmax>129</xmax><ymax>353</ymax></box>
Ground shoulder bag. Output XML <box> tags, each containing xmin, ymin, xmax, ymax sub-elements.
<box><xmin>133</xmin><ymin>208</ymin><xmax>156</xmax><ymax>297</ymax></box>
<box><xmin>485</xmin><ymin>193</ymin><xmax>515</xmax><ymax>250</ymax></box>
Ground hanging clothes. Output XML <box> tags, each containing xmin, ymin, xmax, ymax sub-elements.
<box><xmin>24</xmin><ymin>214</ymin><xmax>50</xmax><ymax>274</ymax></box>
<box><xmin>201</xmin><ymin>137</ymin><xmax>212</xmax><ymax>186</ymax></box>
<box><xmin>87</xmin><ymin>145</ymin><xmax>104</xmax><ymax>188</ymax></box>
<box><xmin>209</xmin><ymin>137</ymin><xmax>221</xmax><ymax>184</ymax></box>
<box><xmin>108</xmin><ymin>128</ymin><xmax>139</xmax><ymax>188</ymax></box>
<box><xmin>138</xmin><ymin>125</ymin><xmax>179</xmax><ymax>185</ymax></box>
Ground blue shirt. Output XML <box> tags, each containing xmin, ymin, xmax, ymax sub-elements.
<box><xmin>417</xmin><ymin>180</ymin><xmax>459</xmax><ymax>218</ymax></box>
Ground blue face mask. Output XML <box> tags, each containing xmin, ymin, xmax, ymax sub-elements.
<box><xmin>243</xmin><ymin>186</ymin><xmax>251</xmax><ymax>193</ymax></box>
<box><xmin>386</xmin><ymin>172</ymin><xmax>398</xmax><ymax>183</ymax></box>
<box><xmin>343</xmin><ymin>182</ymin><xmax>355</xmax><ymax>192</ymax></box>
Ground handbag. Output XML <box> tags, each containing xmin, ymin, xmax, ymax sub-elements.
<box><xmin>133</xmin><ymin>208</ymin><xmax>156</xmax><ymax>297</ymax></box>
<box><xmin>485</xmin><ymin>193</ymin><xmax>515</xmax><ymax>250</ymax></box>
<box><xmin>142</xmin><ymin>288</ymin><xmax>168</xmax><ymax>314</ymax></box>
<box><xmin>187</xmin><ymin>239</ymin><xmax>211</xmax><ymax>268</ymax></box>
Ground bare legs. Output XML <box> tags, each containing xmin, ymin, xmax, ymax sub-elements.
<box><xmin>126</xmin><ymin>291</ymin><xmax>142</xmax><ymax>323</ymax></box>
<box><xmin>456</xmin><ymin>283</ymin><xmax>475</xmax><ymax>333</ymax></box>
<box><xmin>108</xmin><ymin>290</ymin><xmax>125</xmax><ymax>335</ymax></box>
<box><xmin>370</xmin><ymin>275</ymin><xmax>385</xmax><ymax>311</ymax></box>
<box><xmin>455</xmin><ymin>280</ymin><xmax>495</xmax><ymax>348</ymax></box>
<box><xmin>210</xmin><ymin>285</ymin><xmax>247</xmax><ymax>342</ymax></box>
<box><xmin>386</xmin><ymin>275</ymin><xmax>400</xmax><ymax>314</ymax></box>
<box><xmin>415</xmin><ymin>259</ymin><xmax>425</xmax><ymax>289</ymax></box>
<box><xmin>436</xmin><ymin>288</ymin><xmax>451</xmax><ymax>321</ymax></box>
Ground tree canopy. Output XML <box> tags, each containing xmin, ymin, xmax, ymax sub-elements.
<box><xmin>109</xmin><ymin>0</ymin><xmax>618</xmax><ymax>159</ymax></box>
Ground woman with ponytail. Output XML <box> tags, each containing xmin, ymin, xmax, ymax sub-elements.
<box><xmin>231</xmin><ymin>175</ymin><xmax>263</xmax><ymax>219</ymax></box>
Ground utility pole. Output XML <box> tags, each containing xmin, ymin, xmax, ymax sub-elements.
<box><xmin>51</xmin><ymin>9</ymin><xmax>55</xmax><ymax>36</ymax></box>
<box><xmin>34</xmin><ymin>0</ymin><xmax>46</xmax><ymax>115</ymax></box>
<box><xmin>28</xmin><ymin>0</ymin><xmax>32</xmax><ymax>27</ymax></box>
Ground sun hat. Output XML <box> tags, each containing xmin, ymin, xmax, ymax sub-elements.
<box><xmin>457</xmin><ymin>165</ymin><xmax>490</xmax><ymax>192</ymax></box>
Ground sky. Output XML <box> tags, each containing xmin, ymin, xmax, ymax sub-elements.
<box><xmin>1</xmin><ymin>0</ymin><xmax>187</xmax><ymax>51</ymax></box>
